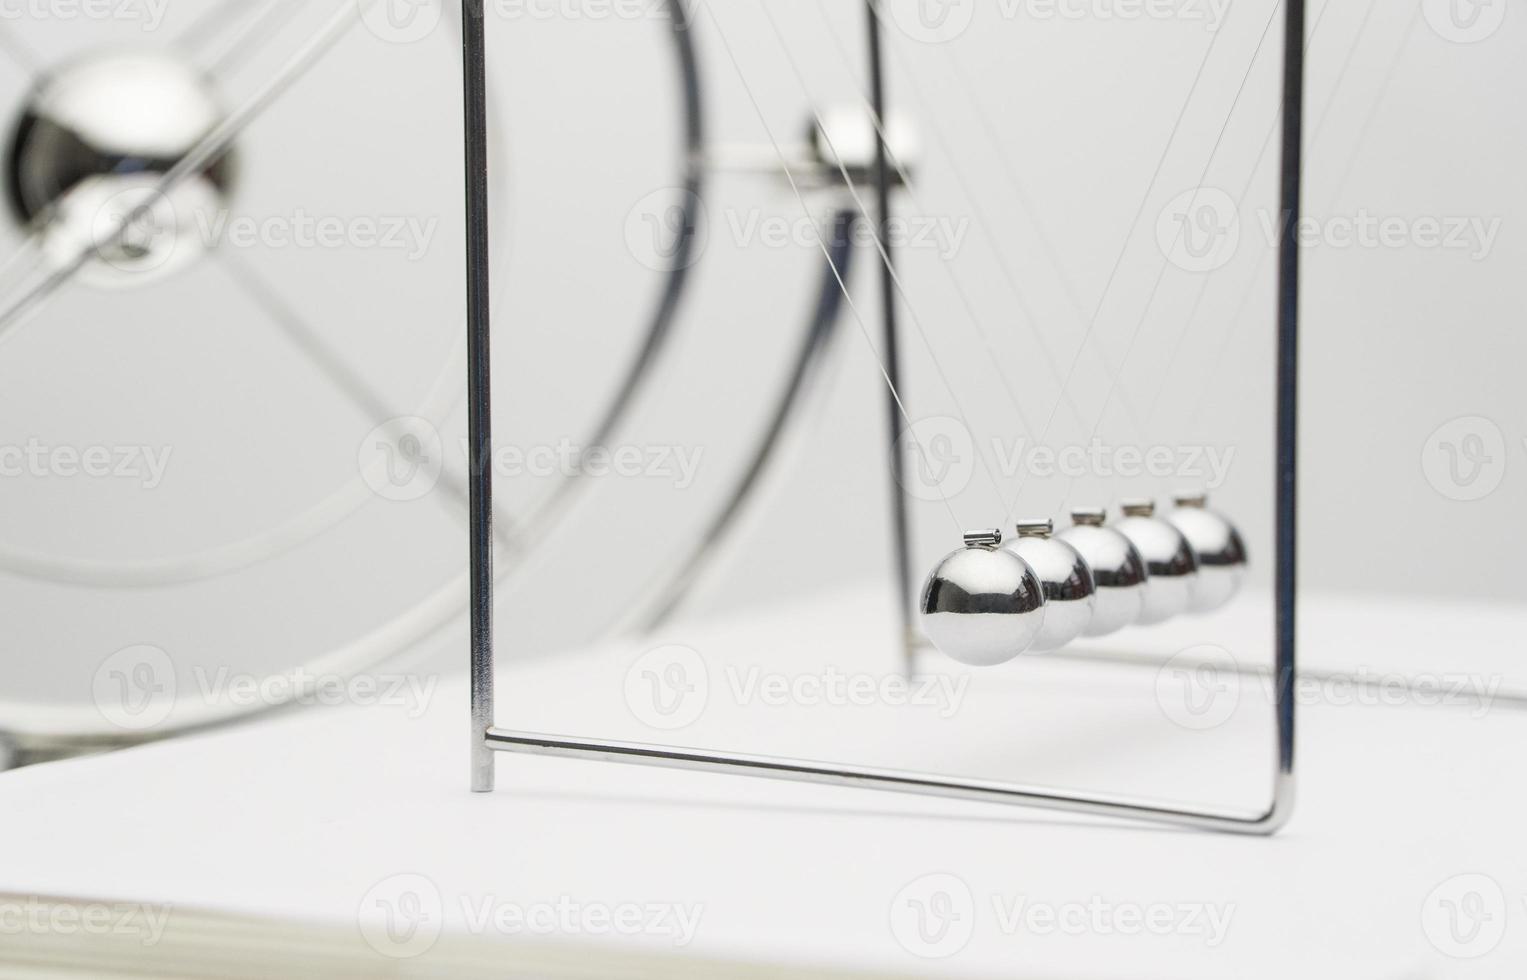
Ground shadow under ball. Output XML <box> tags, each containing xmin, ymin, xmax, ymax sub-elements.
<box><xmin>6</xmin><ymin>51</ymin><xmax>236</xmax><ymax>286</ymax></box>
<box><xmin>1166</xmin><ymin>494</ymin><xmax>1248</xmax><ymax>614</ymax></box>
<box><xmin>1004</xmin><ymin>519</ymin><xmax>1096</xmax><ymax>652</ymax></box>
<box><xmin>920</xmin><ymin>530</ymin><xmax>1047</xmax><ymax>667</ymax></box>
<box><xmin>1114</xmin><ymin>500</ymin><xmax>1200</xmax><ymax>626</ymax></box>
<box><xmin>1057</xmin><ymin>509</ymin><xmax>1148</xmax><ymax>638</ymax></box>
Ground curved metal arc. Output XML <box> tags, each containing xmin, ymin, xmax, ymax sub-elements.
<box><xmin>495</xmin><ymin>0</ymin><xmax>707</xmax><ymax>563</ymax></box>
<box><xmin>0</xmin><ymin>0</ymin><xmax>706</xmax><ymax>747</ymax></box>
<box><xmin>626</xmin><ymin>208</ymin><xmax>859</xmax><ymax>634</ymax></box>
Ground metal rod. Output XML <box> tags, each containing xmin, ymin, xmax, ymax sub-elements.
<box><xmin>463</xmin><ymin>0</ymin><xmax>495</xmax><ymax>794</ymax></box>
<box><xmin>486</xmin><ymin>728</ymin><xmax>1289</xmax><ymax>835</ymax></box>
<box><xmin>864</xmin><ymin>0</ymin><xmax>917</xmax><ymax>677</ymax></box>
<box><xmin>1274</xmin><ymin>0</ymin><xmax>1306</xmax><ymax>788</ymax></box>
<box><xmin>472</xmin><ymin>0</ymin><xmax>1306</xmax><ymax>836</ymax></box>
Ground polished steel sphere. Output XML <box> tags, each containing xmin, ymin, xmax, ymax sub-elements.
<box><xmin>1057</xmin><ymin>508</ymin><xmax>1147</xmax><ymax>638</ymax></box>
<box><xmin>1166</xmin><ymin>493</ymin><xmax>1248</xmax><ymax>614</ymax></box>
<box><xmin>1114</xmin><ymin>500</ymin><xmax>1200</xmax><ymax>626</ymax></box>
<box><xmin>6</xmin><ymin>51</ymin><xmax>235</xmax><ymax>286</ymax></box>
<box><xmin>1004</xmin><ymin>519</ymin><xmax>1095</xmax><ymax>652</ymax></box>
<box><xmin>919</xmin><ymin>530</ymin><xmax>1046</xmax><ymax>667</ymax></box>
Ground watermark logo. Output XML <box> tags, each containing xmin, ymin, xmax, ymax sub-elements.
<box><xmin>890</xmin><ymin>874</ymin><xmax>1235</xmax><ymax>958</ymax></box>
<box><xmin>1422</xmin><ymin>873</ymin><xmax>1507</xmax><ymax>958</ymax></box>
<box><xmin>1423</xmin><ymin>0</ymin><xmax>1507</xmax><ymax>43</ymax></box>
<box><xmin>624</xmin><ymin>645</ymin><xmax>709</xmax><ymax>730</ymax></box>
<box><xmin>895</xmin><ymin>417</ymin><xmax>975</xmax><ymax>502</ymax></box>
<box><xmin>1422</xmin><ymin>416</ymin><xmax>1506</xmax><ymax>502</ymax></box>
<box><xmin>93</xmin><ymin>644</ymin><xmax>176</xmax><ymax>731</ymax></box>
<box><xmin>1155</xmin><ymin>645</ymin><xmax>1242</xmax><ymax>731</ymax></box>
<box><xmin>360</xmin><ymin>0</ymin><xmax>444</xmax><ymax>43</ymax></box>
<box><xmin>360</xmin><ymin>417</ymin><xmax>445</xmax><ymax>503</ymax></box>
<box><xmin>1156</xmin><ymin>646</ymin><xmax>1504</xmax><ymax>731</ymax></box>
<box><xmin>0</xmin><ymin>439</ymin><xmax>173</xmax><ymax>489</ymax></box>
<box><xmin>890</xmin><ymin>873</ymin><xmax>976</xmax><ymax>959</ymax></box>
<box><xmin>194</xmin><ymin>209</ymin><xmax>440</xmax><ymax>260</ymax></box>
<box><xmin>358</xmin><ymin>874</ymin><xmax>703</xmax><ymax>957</ymax></box>
<box><xmin>359</xmin><ymin>874</ymin><xmax>444</xmax><ymax>959</ymax></box>
<box><xmin>0</xmin><ymin>0</ymin><xmax>172</xmax><ymax>31</ymax></box>
<box><xmin>723</xmin><ymin>208</ymin><xmax>970</xmax><ymax>261</ymax></box>
<box><xmin>1260</xmin><ymin>209</ymin><xmax>1503</xmax><ymax>260</ymax></box>
<box><xmin>625</xmin><ymin>187</ymin><xmax>708</xmax><ymax>272</ymax></box>
<box><xmin>194</xmin><ymin>667</ymin><xmax>438</xmax><ymax>718</ymax></box>
<box><xmin>0</xmin><ymin>899</ymin><xmax>173</xmax><ymax>947</ymax></box>
<box><xmin>886</xmin><ymin>0</ymin><xmax>977</xmax><ymax>43</ymax></box>
<box><xmin>472</xmin><ymin>438</ymin><xmax>705</xmax><ymax>490</ymax></box>
<box><xmin>92</xmin><ymin>184</ymin><xmax>180</xmax><ymax>275</ymax></box>
<box><xmin>725</xmin><ymin>666</ymin><xmax>969</xmax><ymax>719</ymax></box>
<box><xmin>1012</xmin><ymin>0</ymin><xmax>1231</xmax><ymax>32</ymax></box>
<box><xmin>1157</xmin><ymin>187</ymin><xmax>1240</xmax><ymax>272</ymax></box>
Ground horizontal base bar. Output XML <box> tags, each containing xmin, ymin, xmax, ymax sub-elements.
<box><xmin>485</xmin><ymin>728</ymin><xmax>1293</xmax><ymax>836</ymax></box>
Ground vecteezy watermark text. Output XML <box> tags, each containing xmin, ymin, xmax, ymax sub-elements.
<box><xmin>895</xmin><ymin>418</ymin><xmax>1236</xmax><ymax>502</ymax></box>
<box><xmin>0</xmin><ymin>0</ymin><xmax>170</xmax><ymax>31</ymax></box>
<box><xmin>0</xmin><ymin>898</ymin><xmax>172</xmax><ymax>947</ymax></box>
<box><xmin>889</xmin><ymin>873</ymin><xmax>1235</xmax><ymax>959</ymax></box>
<box><xmin>0</xmin><ymin>439</ymin><xmax>172</xmax><ymax>489</ymax></box>
<box><xmin>623</xmin><ymin>646</ymin><xmax>971</xmax><ymax>731</ymax></box>
<box><xmin>357</xmin><ymin>874</ymin><xmax>703</xmax><ymax>959</ymax></box>
<box><xmin>193</xmin><ymin>209</ymin><xmax>440</xmax><ymax>261</ymax></box>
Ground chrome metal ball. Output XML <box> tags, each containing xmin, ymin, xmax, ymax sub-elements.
<box><xmin>1114</xmin><ymin>500</ymin><xmax>1200</xmax><ymax>626</ymax></box>
<box><xmin>1057</xmin><ymin>508</ymin><xmax>1148</xmax><ymax>637</ymax></box>
<box><xmin>6</xmin><ymin>51</ymin><xmax>236</xmax><ymax>286</ymax></box>
<box><xmin>919</xmin><ymin>530</ymin><xmax>1046</xmax><ymax>667</ymax></box>
<box><xmin>1004</xmin><ymin>519</ymin><xmax>1096</xmax><ymax>653</ymax></box>
<box><xmin>1166</xmin><ymin>493</ymin><xmax>1248</xmax><ymax>614</ymax></box>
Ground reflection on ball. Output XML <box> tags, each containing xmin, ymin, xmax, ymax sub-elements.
<box><xmin>1114</xmin><ymin>500</ymin><xmax>1199</xmax><ymax>626</ymax></box>
<box><xmin>1057</xmin><ymin>508</ymin><xmax>1148</xmax><ymax>638</ymax></box>
<box><xmin>1166</xmin><ymin>493</ymin><xmax>1248</xmax><ymax>614</ymax></box>
<box><xmin>920</xmin><ymin>530</ymin><xmax>1046</xmax><ymax>667</ymax></box>
<box><xmin>1005</xmin><ymin>519</ymin><xmax>1095</xmax><ymax>653</ymax></box>
<box><xmin>6</xmin><ymin>52</ymin><xmax>235</xmax><ymax>286</ymax></box>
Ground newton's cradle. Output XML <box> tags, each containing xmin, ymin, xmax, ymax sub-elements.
<box><xmin>464</xmin><ymin>0</ymin><xmax>1302</xmax><ymax>836</ymax></box>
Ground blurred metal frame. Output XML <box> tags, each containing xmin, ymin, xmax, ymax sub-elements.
<box><xmin>0</xmin><ymin>0</ymin><xmax>707</xmax><ymax>759</ymax></box>
<box><xmin>470</xmin><ymin>0</ymin><xmax>1305</xmax><ymax>835</ymax></box>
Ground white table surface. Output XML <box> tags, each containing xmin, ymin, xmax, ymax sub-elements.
<box><xmin>1</xmin><ymin>585</ymin><xmax>1524</xmax><ymax>978</ymax></box>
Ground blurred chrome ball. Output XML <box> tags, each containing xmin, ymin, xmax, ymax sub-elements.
<box><xmin>1057</xmin><ymin>508</ymin><xmax>1147</xmax><ymax>638</ymax></box>
<box><xmin>1004</xmin><ymin>519</ymin><xmax>1095</xmax><ymax>652</ymax></box>
<box><xmin>1114</xmin><ymin>500</ymin><xmax>1199</xmax><ymax>626</ymax></box>
<box><xmin>919</xmin><ymin>530</ymin><xmax>1046</xmax><ymax>667</ymax></box>
<box><xmin>6</xmin><ymin>52</ymin><xmax>235</xmax><ymax>286</ymax></box>
<box><xmin>1166</xmin><ymin>493</ymin><xmax>1248</xmax><ymax>614</ymax></box>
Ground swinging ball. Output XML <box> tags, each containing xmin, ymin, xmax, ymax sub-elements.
<box><xmin>6</xmin><ymin>52</ymin><xmax>236</xmax><ymax>286</ymax></box>
<box><xmin>1166</xmin><ymin>493</ymin><xmax>1248</xmax><ymax>614</ymax></box>
<box><xmin>1114</xmin><ymin>500</ymin><xmax>1199</xmax><ymax>626</ymax></box>
<box><xmin>1004</xmin><ymin>519</ymin><xmax>1096</xmax><ymax>652</ymax></box>
<box><xmin>1057</xmin><ymin>508</ymin><xmax>1148</xmax><ymax>638</ymax></box>
<box><xmin>919</xmin><ymin>530</ymin><xmax>1046</xmax><ymax>667</ymax></box>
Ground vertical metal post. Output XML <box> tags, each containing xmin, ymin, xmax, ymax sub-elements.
<box><xmin>1273</xmin><ymin>0</ymin><xmax>1305</xmax><ymax>795</ymax></box>
<box><xmin>463</xmin><ymin>0</ymin><xmax>495</xmax><ymax>793</ymax></box>
<box><xmin>865</xmin><ymin>0</ymin><xmax>918</xmax><ymax>677</ymax></box>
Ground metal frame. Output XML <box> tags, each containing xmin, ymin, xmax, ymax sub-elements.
<box><xmin>466</xmin><ymin>0</ymin><xmax>1304</xmax><ymax>834</ymax></box>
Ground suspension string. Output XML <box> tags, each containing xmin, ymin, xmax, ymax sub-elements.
<box><xmin>758</xmin><ymin>1</ymin><xmax>1034</xmax><ymax>508</ymax></box>
<box><xmin>1143</xmin><ymin>0</ymin><xmax>1346</xmax><ymax>439</ymax></box>
<box><xmin>990</xmin><ymin>10</ymin><xmax>1239</xmax><ymax>526</ymax></box>
<box><xmin>932</xmin><ymin>49</ymin><xmax>1157</xmax><ymax>441</ymax></box>
<box><xmin>1176</xmin><ymin>0</ymin><xmax>1414</xmax><ymax>445</ymax></box>
<box><xmin>701</xmin><ymin>1</ymin><xmax>969</xmax><ymax>534</ymax></box>
<box><xmin>1048</xmin><ymin>0</ymin><xmax>1287</xmax><ymax>514</ymax></box>
<box><xmin>813</xmin><ymin>8</ymin><xmax>1113</xmax><ymax>450</ymax></box>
